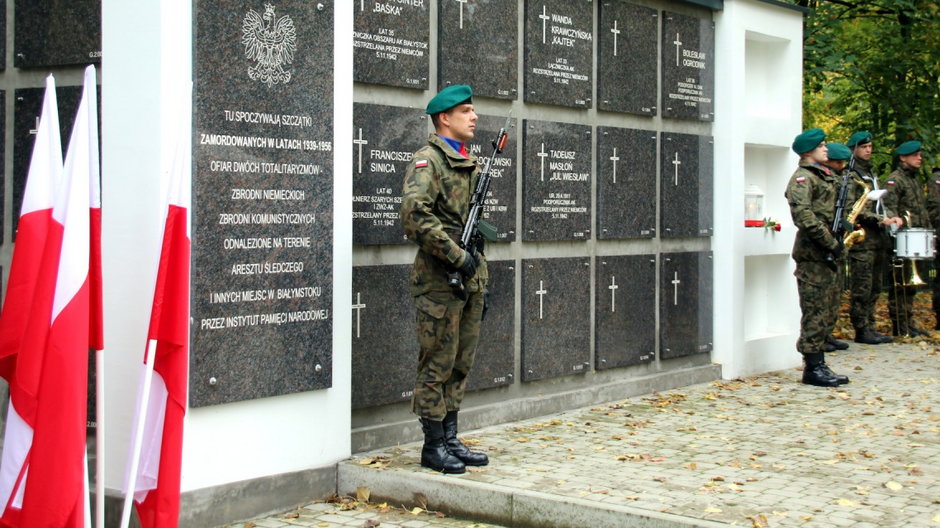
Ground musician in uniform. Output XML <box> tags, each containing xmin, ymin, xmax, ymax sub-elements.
<box><xmin>925</xmin><ymin>166</ymin><xmax>940</xmax><ymax>328</ymax></box>
<box><xmin>883</xmin><ymin>140</ymin><xmax>930</xmax><ymax>337</ymax></box>
<box><xmin>844</xmin><ymin>132</ymin><xmax>902</xmax><ymax>344</ymax></box>
<box><xmin>400</xmin><ymin>84</ymin><xmax>489</xmax><ymax>474</ymax></box>
<box><xmin>785</xmin><ymin>129</ymin><xmax>850</xmax><ymax>387</ymax></box>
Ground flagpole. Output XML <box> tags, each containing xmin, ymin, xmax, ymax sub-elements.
<box><xmin>95</xmin><ymin>348</ymin><xmax>105</xmax><ymax>528</ymax></box>
<box><xmin>120</xmin><ymin>340</ymin><xmax>157</xmax><ymax>528</ymax></box>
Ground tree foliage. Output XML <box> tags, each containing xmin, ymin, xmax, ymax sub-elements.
<box><xmin>787</xmin><ymin>0</ymin><xmax>940</xmax><ymax>175</ymax></box>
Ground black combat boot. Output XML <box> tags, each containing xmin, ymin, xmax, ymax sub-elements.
<box><xmin>908</xmin><ymin>325</ymin><xmax>929</xmax><ymax>337</ymax></box>
<box><xmin>419</xmin><ymin>418</ymin><xmax>466</xmax><ymax>474</ymax></box>
<box><xmin>801</xmin><ymin>353</ymin><xmax>840</xmax><ymax>387</ymax></box>
<box><xmin>872</xmin><ymin>330</ymin><xmax>893</xmax><ymax>344</ymax></box>
<box><xmin>442</xmin><ymin>411</ymin><xmax>489</xmax><ymax>466</ymax></box>
<box><xmin>854</xmin><ymin>327</ymin><xmax>884</xmax><ymax>345</ymax></box>
<box><xmin>820</xmin><ymin>361</ymin><xmax>849</xmax><ymax>385</ymax></box>
<box><xmin>824</xmin><ymin>336</ymin><xmax>849</xmax><ymax>351</ymax></box>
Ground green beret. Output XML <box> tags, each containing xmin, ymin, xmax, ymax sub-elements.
<box><xmin>792</xmin><ymin>128</ymin><xmax>826</xmax><ymax>154</ymax></box>
<box><xmin>847</xmin><ymin>131</ymin><xmax>872</xmax><ymax>148</ymax></box>
<box><xmin>426</xmin><ymin>84</ymin><xmax>473</xmax><ymax>115</ymax></box>
<box><xmin>826</xmin><ymin>142</ymin><xmax>851</xmax><ymax>161</ymax></box>
<box><xmin>895</xmin><ymin>140</ymin><xmax>922</xmax><ymax>156</ymax></box>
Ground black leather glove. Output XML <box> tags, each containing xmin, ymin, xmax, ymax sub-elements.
<box><xmin>830</xmin><ymin>238</ymin><xmax>844</xmax><ymax>261</ymax></box>
<box><xmin>457</xmin><ymin>249</ymin><xmax>478</xmax><ymax>279</ymax></box>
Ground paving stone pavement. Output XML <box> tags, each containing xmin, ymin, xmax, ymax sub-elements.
<box><xmin>223</xmin><ymin>341</ymin><xmax>939</xmax><ymax>528</ymax></box>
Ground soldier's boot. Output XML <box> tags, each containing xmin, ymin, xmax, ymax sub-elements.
<box><xmin>419</xmin><ymin>418</ymin><xmax>466</xmax><ymax>474</ymax></box>
<box><xmin>825</xmin><ymin>336</ymin><xmax>849</xmax><ymax>350</ymax></box>
<box><xmin>908</xmin><ymin>325</ymin><xmax>929</xmax><ymax>337</ymax></box>
<box><xmin>820</xmin><ymin>358</ymin><xmax>850</xmax><ymax>385</ymax></box>
<box><xmin>854</xmin><ymin>327</ymin><xmax>885</xmax><ymax>345</ymax></box>
<box><xmin>872</xmin><ymin>330</ymin><xmax>893</xmax><ymax>344</ymax></box>
<box><xmin>801</xmin><ymin>353</ymin><xmax>841</xmax><ymax>387</ymax></box>
<box><xmin>442</xmin><ymin>411</ymin><xmax>488</xmax><ymax>466</ymax></box>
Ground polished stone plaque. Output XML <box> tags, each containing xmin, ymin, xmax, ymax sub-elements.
<box><xmin>523</xmin><ymin>0</ymin><xmax>593</xmax><ymax>108</ymax></box>
<box><xmin>661</xmin><ymin>11</ymin><xmax>715</xmax><ymax>121</ymax></box>
<box><xmin>660</xmin><ymin>132</ymin><xmax>713</xmax><ymax>238</ymax></box>
<box><xmin>597</xmin><ymin>126</ymin><xmax>657</xmax><ymax>239</ymax></box>
<box><xmin>521</xmin><ymin>257</ymin><xmax>591</xmax><ymax>382</ymax></box>
<box><xmin>0</xmin><ymin>10</ymin><xmax>5</xmax><ymax>71</ymax></box>
<box><xmin>596</xmin><ymin>255</ymin><xmax>656</xmax><ymax>369</ymax></box>
<box><xmin>466</xmin><ymin>259</ymin><xmax>515</xmax><ymax>392</ymax></box>
<box><xmin>354</xmin><ymin>0</ymin><xmax>429</xmax><ymax>89</ymax></box>
<box><xmin>14</xmin><ymin>0</ymin><xmax>101</xmax><ymax>68</ymax></box>
<box><xmin>438</xmin><ymin>0</ymin><xmax>518</xmax><ymax>100</ymax></box>
<box><xmin>353</xmin><ymin>103</ymin><xmax>426</xmax><ymax>246</ymax></box>
<box><xmin>191</xmin><ymin>1</ymin><xmax>334</xmax><ymax>406</ymax></box>
<box><xmin>522</xmin><ymin>120</ymin><xmax>592</xmax><ymax>241</ymax></box>
<box><xmin>471</xmin><ymin>114</ymin><xmax>518</xmax><ymax>243</ymax></box>
<box><xmin>660</xmin><ymin>251</ymin><xmax>713</xmax><ymax>360</ymax></box>
<box><xmin>597</xmin><ymin>1</ymin><xmax>657</xmax><ymax>115</ymax></box>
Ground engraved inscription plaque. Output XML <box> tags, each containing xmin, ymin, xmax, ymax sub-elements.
<box><xmin>597</xmin><ymin>126</ymin><xmax>656</xmax><ymax>239</ymax></box>
<box><xmin>353</xmin><ymin>103</ymin><xmax>426</xmax><ymax>245</ymax></box>
<box><xmin>192</xmin><ymin>1</ymin><xmax>334</xmax><ymax>407</ymax></box>
<box><xmin>661</xmin><ymin>11</ymin><xmax>715</xmax><ymax>121</ymax></box>
<box><xmin>522</xmin><ymin>120</ymin><xmax>592</xmax><ymax>241</ymax></box>
<box><xmin>596</xmin><ymin>255</ymin><xmax>656</xmax><ymax>369</ymax></box>
<box><xmin>466</xmin><ymin>259</ymin><xmax>515</xmax><ymax>392</ymax></box>
<box><xmin>354</xmin><ymin>0</ymin><xmax>429</xmax><ymax>89</ymax></box>
<box><xmin>14</xmin><ymin>0</ymin><xmax>101</xmax><ymax>68</ymax></box>
<box><xmin>438</xmin><ymin>0</ymin><xmax>518</xmax><ymax>100</ymax></box>
<box><xmin>660</xmin><ymin>251</ymin><xmax>713</xmax><ymax>360</ymax></box>
<box><xmin>523</xmin><ymin>0</ymin><xmax>593</xmax><ymax>108</ymax></box>
<box><xmin>660</xmin><ymin>132</ymin><xmax>713</xmax><ymax>238</ymax></box>
<box><xmin>472</xmin><ymin>114</ymin><xmax>518</xmax><ymax>243</ymax></box>
<box><xmin>597</xmin><ymin>1</ymin><xmax>657</xmax><ymax>115</ymax></box>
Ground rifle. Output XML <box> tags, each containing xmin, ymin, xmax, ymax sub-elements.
<box><xmin>829</xmin><ymin>154</ymin><xmax>853</xmax><ymax>266</ymax></box>
<box><xmin>447</xmin><ymin>113</ymin><xmax>512</xmax><ymax>299</ymax></box>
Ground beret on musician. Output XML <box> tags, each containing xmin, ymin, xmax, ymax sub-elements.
<box><xmin>895</xmin><ymin>140</ymin><xmax>922</xmax><ymax>156</ymax></box>
<box><xmin>826</xmin><ymin>142</ymin><xmax>852</xmax><ymax>161</ymax></box>
<box><xmin>792</xmin><ymin>128</ymin><xmax>826</xmax><ymax>154</ymax></box>
<box><xmin>847</xmin><ymin>131</ymin><xmax>872</xmax><ymax>148</ymax></box>
<box><xmin>426</xmin><ymin>84</ymin><xmax>473</xmax><ymax>115</ymax></box>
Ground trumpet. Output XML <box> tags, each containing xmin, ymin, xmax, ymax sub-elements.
<box><xmin>843</xmin><ymin>177</ymin><xmax>869</xmax><ymax>249</ymax></box>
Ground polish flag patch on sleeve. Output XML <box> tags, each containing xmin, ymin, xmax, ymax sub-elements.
<box><xmin>887</xmin><ymin>180</ymin><xmax>896</xmax><ymax>186</ymax></box>
<box><xmin>795</xmin><ymin>176</ymin><xmax>805</xmax><ymax>183</ymax></box>
<box><xmin>934</xmin><ymin>180</ymin><xmax>940</xmax><ymax>185</ymax></box>
<box><xmin>415</xmin><ymin>159</ymin><xmax>428</xmax><ymax>168</ymax></box>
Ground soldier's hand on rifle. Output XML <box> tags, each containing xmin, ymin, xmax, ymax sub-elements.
<box><xmin>457</xmin><ymin>249</ymin><xmax>478</xmax><ymax>279</ymax></box>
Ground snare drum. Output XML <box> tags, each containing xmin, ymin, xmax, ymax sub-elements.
<box><xmin>895</xmin><ymin>228</ymin><xmax>936</xmax><ymax>259</ymax></box>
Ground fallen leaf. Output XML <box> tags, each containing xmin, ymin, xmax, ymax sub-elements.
<box><xmin>885</xmin><ymin>481</ymin><xmax>903</xmax><ymax>491</ymax></box>
<box><xmin>410</xmin><ymin>507</ymin><xmax>424</xmax><ymax>515</ymax></box>
<box><xmin>834</xmin><ymin>498</ymin><xmax>855</xmax><ymax>506</ymax></box>
<box><xmin>363</xmin><ymin>520</ymin><xmax>380</xmax><ymax>528</ymax></box>
<box><xmin>356</xmin><ymin>486</ymin><xmax>371</xmax><ymax>503</ymax></box>
<box><xmin>704</xmin><ymin>507</ymin><xmax>722</xmax><ymax>513</ymax></box>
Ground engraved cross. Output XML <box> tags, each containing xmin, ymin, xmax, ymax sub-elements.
<box><xmin>536</xmin><ymin>280</ymin><xmax>548</xmax><ymax>319</ymax></box>
<box><xmin>352</xmin><ymin>292</ymin><xmax>366</xmax><ymax>338</ymax></box>
<box><xmin>610</xmin><ymin>148</ymin><xmax>620</xmax><ymax>184</ymax></box>
<box><xmin>671</xmin><ymin>272</ymin><xmax>681</xmax><ymax>306</ymax></box>
<box><xmin>540</xmin><ymin>5</ymin><xmax>550</xmax><ymax>44</ymax></box>
<box><xmin>611</xmin><ymin>20</ymin><xmax>620</xmax><ymax>56</ymax></box>
<box><xmin>353</xmin><ymin>128</ymin><xmax>368</xmax><ymax>175</ymax></box>
<box><xmin>674</xmin><ymin>33</ymin><xmax>682</xmax><ymax>66</ymax></box>
<box><xmin>537</xmin><ymin>143</ymin><xmax>549</xmax><ymax>182</ymax></box>
<box><xmin>609</xmin><ymin>276</ymin><xmax>618</xmax><ymax>312</ymax></box>
<box><xmin>456</xmin><ymin>0</ymin><xmax>468</xmax><ymax>29</ymax></box>
<box><xmin>672</xmin><ymin>152</ymin><xmax>682</xmax><ymax>186</ymax></box>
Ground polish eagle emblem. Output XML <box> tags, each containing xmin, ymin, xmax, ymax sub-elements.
<box><xmin>242</xmin><ymin>4</ymin><xmax>297</xmax><ymax>87</ymax></box>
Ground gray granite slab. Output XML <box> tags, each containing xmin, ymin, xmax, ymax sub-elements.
<box><xmin>466</xmin><ymin>259</ymin><xmax>515</xmax><ymax>392</ymax></box>
<box><xmin>438</xmin><ymin>0</ymin><xmax>518</xmax><ymax>100</ymax></box>
<box><xmin>660</xmin><ymin>251</ymin><xmax>713</xmax><ymax>360</ymax></box>
<box><xmin>353</xmin><ymin>103</ymin><xmax>426</xmax><ymax>246</ymax></box>
<box><xmin>523</xmin><ymin>0</ymin><xmax>593</xmax><ymax>108</ymax></box>
<box><xmin>660</xmin><ymin>132</ymin><xmax>713</xmax><ymax>238</ymax></box>
<box><xmin>521</xmin><ymin>257</ymin><xmax>591</xmax><ymax>382</ymax></box>
<box><xmin>354</xmin><ymin>0</ymin><xmax>429</xmax><ymax>89</ymax></box>
<box><xmin>522</xmin><ymin>120</ymin><xmax>592</xmax><ymax>241</ymax></box>
<box><xmin>14</xmin><ymin>0</ymin><xmax>101</xmax><ymax>68</ymax></box>
<box><xmin>471</xmin><ymin>114</ymin><xmax>518</xmax><ymax>243</ymax></box>
<box><xmin>597</xmin><ymin>126</ymin><xmax>657</xmax><ymax>239</ymax></box>
<box><xmin>351</xmin><ymin>264</ymin><xmax>415</xmax><ymax>409</ymax></box>
<box><xmin>597</xmin><ymin>1</ymin><xmax>657</xmax><ymax>116</ymax></box>
<box><xmin>191</xmin><ymin>1</ymin><xmax>334</xmax><ymax>407</ymax></box>
<box><xmin>595</xmin><ymin>255</ymin><xmax>656</xmax><ymax>369</ymax></box>
<box><xmin>661</xmin><ymin>11</ymin><xmax>715</xmax><ymax>121</ymax></box>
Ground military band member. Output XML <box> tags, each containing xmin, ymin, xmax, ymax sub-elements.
<box><xmin>785</xmin><ymin>129</ymin><xmax>849</xmax><ymax>387</ymax></box>
<box><xmin>400</xmin><ymin>84</ymin><xmax>489</xmax><ymax>474</ymax></box>
<box><xmin>820</xmin><ymin>143</ymin><xmax>852</xmax><ymax>353</ymax></box>
<box><xmin>883</xmin><ymin>140</ymin><xmax>930</xmax><ymax>337</ymax></box>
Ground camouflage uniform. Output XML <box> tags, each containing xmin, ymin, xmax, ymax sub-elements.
<box><xmin>925</xmin><ymin>168</ymin><xmax>940</xmax><ymax>327</ymax></box>
<box><xmin>883</xmin><ymin>164</ymin><xmax>930</xmax><ymax>334</ymax></box>
<box><xmin>786</xmin><ymin>160</ymin><xmax>842</xmax><ymax>356</ymax></box>
<box><xmin>845</xmin><ymin>159</ymin><xmax>891</xmax><ymax>333</ymax></box>
<box><xmin>401</xmin><ymin>134</ymin><xmax>488</xmax><ymax>421</ymax></box>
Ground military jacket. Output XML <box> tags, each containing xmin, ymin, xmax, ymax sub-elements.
<box><xmin>844</xmin><ymin>159</ymin><xmax>886</xmax><ymax>251</ymax></box>
<box><xmin>884</xmin><ymin>164</ymin><xmax>930</xmax><ymax>228</ymax></box>
<box><xmin>400</xmin><ymin>134</ymin><xmax>488</xmax><ymax>296</ymax></box>
<box><xmin>785</xmin><ymin>160</ymin><xmax>840</xmax><ymax>262</ymax></box>
<box><xmin>925</xmin><ymin>169</ymin><xmax>940</xmax><ymax>229</ymax></box>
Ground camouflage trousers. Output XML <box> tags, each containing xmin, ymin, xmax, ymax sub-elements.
<box><xmin>848</xmin><ymin>247</ymin><xmax>887</xmax><ymax>331</ymax></box>
<box><xmin>412</xmin><ymin>288</ymin><xmax>484</xmax><ymax>421</ymax></box>
<box><xmin>887</xmin><ymin>257</ymin><xmax>922</xmax><ymax>332</ymax></box>
<box><xmin>795</xmin><ymin>260</ymin><xmax>840</xmax><ymax>355</ymax></box>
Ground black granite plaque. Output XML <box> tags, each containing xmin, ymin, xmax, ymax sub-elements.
<box><xmin>523</xmin><ymin>0</ymin><xmax>593</xmax><ymax>108</ymax></box>
<box><xmin>191</xmin><ymin>1</ymin><xmax>334</xmax><ymax>407</ymax></box>
<box><xmin>661</xmin><ymin>11</ymin><xmax>715</xmax><ymax>121</ymax></box>
<box><xmin>438</xmin><ymin>0</ymin><xmax>517</xmax><ymax>100</ymax></box>
<box><xmin>472</xmin><ymin>114</ymin><xmax>518</xmax><ymax>242</ymax></box>
<box><xmin>660</xmin><ymin>132</ymin><xmax>713</xmax><ymax>238</ymax></box>
<box><xmin>522</xmin><ymin>120</ymin><xmax>591</xmax><ymax>241</ymax></box>
<box><xmin>597</xmin><ymin>126</ymin><xmax>656</xmax><ymax>239</ymax></box>
<box><xmin>595</xmin><ymin>255</ymin><xmax>655</xmax><ymax>369</ymax></box>
<box><xmin>660</xmin><ymin>251</ymin><xmax>713</xmax><ymax>360</ymax></box>
<box><xmin>521</xmin><ymin>257</ymin><xmax>590</xmax><ymax>382</ymax></box>
<box><xmin>351</xmin><ymin>265</ymin><xmax>415</xmax><ymax>409</ymax></box>
<box><xmin>466</xmin><ymin>259</ymin><xmax>515</xmax><ymax>391</ymax></box>
<box><xmin>12</xmin><ymin>86</ymin><xmax>86</xmax><ymax>240</ymax></box>
<box><xmin>353</xmin><ymin>103</ymin><xmax>425</xmax><ymax>245</ymax></box>
<box><xmin>354</xmin><ymin>0</ymin><xmax>429</xmax><ymax>89</ymax></box>
<box><xmin>597</xmin><ymin>1</ymin><xmax>657</xmax><ymax>115</ymax></box>
<box><xmin>0</xmin><ymin>9</ymin><xmax>6</xmax><ymax>71</ymax></box>
<box><xmin>14</xmin><ymin>0</ymin><xmax>101</xmax><ymax>68</ymax></box>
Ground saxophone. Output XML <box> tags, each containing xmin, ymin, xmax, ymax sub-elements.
<box><xmin>843</xmin><ymin>177</ymin><xmax>870</xmax><ymax>249</ymax></box>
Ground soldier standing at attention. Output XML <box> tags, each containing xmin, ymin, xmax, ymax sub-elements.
<box><xmin>927</xmin><ymin>166</ymin><xmax>940</xmax><ymax>329</ymax></box>
<box><xmin>400</xmin><ymin>84</ymin><xmax>489</xmax><ymax>474</ymax></box>
<box><xmin>844</xmin><ymin>131</ymin><xmax>902</xmax><ymax>344</ymax></box>
<box><xmin>883</xmin><ymin>140</ymin><xmax>930</xmax><ymax>337</ymax></box>
<box><xmin>785</xmin><ymin>129</ymin><xmax>850</xmax><ymax>387</ymax></box>
<box><xmin>820</xmin><ymin>143</ymin><xmax>852</xmax><ymax>353</ymax></box>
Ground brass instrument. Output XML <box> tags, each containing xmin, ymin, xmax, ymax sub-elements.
<box><xmin>842</xmin><ymin>178</ymin><xmax>870</xmax><ymax>249</ymax></box>
<box><xmin>899</xmin><ymin>211</ymin><xmax>927</xmax><ymax>286</ymax></box>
